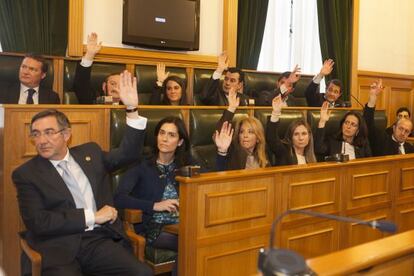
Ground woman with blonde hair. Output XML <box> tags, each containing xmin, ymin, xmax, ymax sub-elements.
<box><xmin>214</xmin><ymin>88</ymin><xmax>269</xmax><ymax>170</ymax></box>
<box><xmin>266</xmin><ymin>95</ymin><xmax>317</xmax><ymax>165</ymax></box>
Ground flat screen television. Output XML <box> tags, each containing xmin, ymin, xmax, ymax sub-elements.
<box><xmin>122</xmin><ymin>0</ymin><xmax>200</xmax><ymax>51</ymax></box>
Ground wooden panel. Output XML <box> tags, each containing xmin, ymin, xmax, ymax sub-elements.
<box><xmin>222</xmin><ymin>0</ymin><xmax>238</xmax><ymax>66</ymax></box>
<box><xmin>281</xmin><ymin>220</ymin><xmax>339</xmax><ymax>259</ymax></box>
<box><xmin>395</xmin><ymin>159</ymin><xmax>414</xmax><ymax>201</ymax></box>
<box><xmin>344</xmin><ymin>208</ymin><xmax>390</xmax><ymax>247</ymax></box>
<box><xmin>205</xmin><ymin>187</ymin><xmax>268</xmax><ymax>227</ymax></box>
<box><xmin>395</xmin><ymin>202</ymin><xmax>414</xmax><ymax>233</ymax></box>
<box><xmin>67</xmin><ymin>0</ymin><xmax>84</xmax><ymax>57</ymax></box>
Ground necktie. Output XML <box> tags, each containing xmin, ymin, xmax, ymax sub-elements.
<box><xmin>26</xmin><ymin>89</ymin><xmax>35</xmax><ymax>104</ymax></box>
<box><xmin>58</xmin><ymin>161</ymin><xmax>86</xmax><ymax>208</ymax></box>
<box><xmin>399</xmin><ymin>144</ymin><xmax>405</xmax><ymax>155</ymax></box>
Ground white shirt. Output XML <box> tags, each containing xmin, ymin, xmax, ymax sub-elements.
<box><xmin>18</xmin><ymin>84</ymin><xmax>39</xmax><ymax>104</ymax></box>
<box><xmin>296</xmin><ymin>154</ymin><xmax>307</xmax><ymax>165</ymax></box>
<box><xmin>342</xmin><ymin>142</ymin><xmax>356</xmax><ymax>160</ymax></box>
<box><xmin>392</xmin><ymin>136</ymin><xmax>405</xmax><ymax>154</ymax></box>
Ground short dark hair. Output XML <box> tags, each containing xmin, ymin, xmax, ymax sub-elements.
<box><xmin>162</xmin><ymin>75</ymin><xmax>187</xmax><ymax>105</ymax></box>
<box><xmin>30</xmin><ymin>109</ymin><xmax>71</xmax><ymax>132</ymax></box>
<box><xmin>153</xmin><ymin>116</ymin><xmax>191</xmax><ymax>167</ymax></box>
<box><xmin>278</xmin><ymin>71</ymin><xmax>291</xmax><ymax>82</ymax></box>
<box><xmin>396</xmin><ymin>107</ymin><xmax>411</xmax><ymax>117</ymax></box>
<box><xmin>24</xmin><ymin>53</ymin><xmax>48</xmax><ymax>74</ymax></box>
<box><xmin>327</xmin><ymin>79</ymin><xmax>342</xmax><ymax>93</ymax></box>
<box><xmin>224</xmin><ymin>67</ymin><xmax>244</xmax><ymax>83</ymax></box>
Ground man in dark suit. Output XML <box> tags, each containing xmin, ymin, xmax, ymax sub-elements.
<box><xmin>72</xmin><ymin>33</ymin><xmax>122</xmax><ymax>105</ymax></box>
<box><xmin>305</xmin><ymin>59</ymin><xmax>344</xmax><ymax>107</ymax></box>
<box><xmin>199</xmin><ymin>51</ymin><xmax>250</xmax><ymax>106</ymax></box>
<box><xmin>364</xmin><ymin>79</ymin><xmax>414</xmax><ymax>156</ymax></box>
<box><xmin>256</xmin><ymin>65</ymin><xmax>301</xmax><ymax>106</ymax></box>
<box><xmin>12</xmin><ymin>71</ymin><xmax>152</xmax><ymax>276</ymax></box>
<box><xmin>0</xmin><ymin>53</ymin><xmax>60</xmax><ymax>104</ymax></box>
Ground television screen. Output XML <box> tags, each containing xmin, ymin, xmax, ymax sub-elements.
<box><xmin>122</xmin><ymin>0</ymin><xmax>200</xmax><ymax>51</ymax></box>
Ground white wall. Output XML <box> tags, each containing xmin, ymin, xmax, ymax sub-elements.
<box><xmin>83</xmin><ymin>0</ymin><xmax>222</xmax><ymax>55</ymax></box>
<box><xmin>358</xmin><ymin>0</ymin><xmax>414</xmax><ymax>74</ymax></box>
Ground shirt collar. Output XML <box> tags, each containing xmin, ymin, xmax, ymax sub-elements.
<box><xmin>391</xmin><ymin>135</ymin><xmax>404</xmax><ymax>146</ymax></box>
<box><xmin>20</xmin><ymin>84</ymin><xmax>40</xmax><ymax>94</ymax></box>
<box><xmin>49</xmin><ymin>148</ymin><xmax>71</xmax><ymax>168</ymax></box>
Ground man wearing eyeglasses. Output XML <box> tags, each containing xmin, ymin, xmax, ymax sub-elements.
<box><xmin>305</xmin><ymin>59</ymin><xmax>344</xmax><ymax>107</ymax></box>
<box><xmin>385</xmin><ymin>107</ymin><xmax>414</xmax><ymax>137</ymax></box>
<box><xmin>364</xmin><ymin>79</ymin><xmax>414</xmax><ymax>156</ymax></box>
<box><xmin>12</xmin><ymin>71</ymin><xmax>152</xmax><ymax>276</ymax></box>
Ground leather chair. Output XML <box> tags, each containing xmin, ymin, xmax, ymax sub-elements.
<box><xmin>192</xmin><ymin>68</ymin><xmax>215</xmax><ymax>105</ymax></box>
<box><xmin>135</xmin><ymin>64</ymin><xmax>187</xmax><ymax>105</ymax></box>
<box><xmin>190</xmin><ymin>109</ymin><xmax>249</xmax><ymax>171</ymax></box>
<box><xmin>0</xmin><ymin>54</ymin><xmax>54</xmax><ymax>89</ymax></box>
<box><xmin>63</xmin><ymin>60</ymin><xmax>125</xmax><ymax>104</ymax></box>
<box><xmin>110</xmin><ymin>109</ymin><xmax>182</xmax><ymax>273</ymax></box>
<box><xmin>254</xmin><ymin>109</ymin><xmax>305</xmax><ymax>165</ymax></box>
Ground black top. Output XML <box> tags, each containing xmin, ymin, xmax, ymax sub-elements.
<box><xmin>199</xmin><ymin>77</ymin><xmax>249</xmax><ymax>106</ymax></box>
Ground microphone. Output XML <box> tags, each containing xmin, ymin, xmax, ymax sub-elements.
<box><xmin>350</xmin><ymin>93</ymin><xmax>365</xmax><ymax>109</ymax></box>
<box><xmin>258</xmin><ymin>209</ymin><xmax>397</xmax><ymax>276</ymax></box>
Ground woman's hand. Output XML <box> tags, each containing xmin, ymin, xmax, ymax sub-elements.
<box><xmin>156</xmin><ymin>62</ymin><xmax>170</xmax><ymax>85</ymax></box>
<box><xmin>227</xmin><ymin>87</ymin><xmax>240</xmax><ymax>112</ymax></box>
<box><xmin>319</xmin><ymin>101</ymin><xmax>331</xmax><ymax>128</ymax></box>
<box><xmin>214</xmin><ymin>121</ymin><xmax>234</xmax><ymax>153</ymax></box>
<box><xmin>153</xmin><ymin>199</ymin><xmax>179</xmax><ymax>212</ymax></box>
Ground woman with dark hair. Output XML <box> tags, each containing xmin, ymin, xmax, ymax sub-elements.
<box><xmin>214</xmin><ymin>88</ymin><xmax>269</xmax><ymax>170</ymax></box>
<box><xmin>150</xmin><ymin>63</ymin><xmax>187</xmax><ymax>105</ymax></box>
<box><xmin>266</xmin><ymin>95</ymin><xmax>317</xmax><ymax>165</ymax></box>
<box><xmin>114</xmin><ymin>116</ymin><xmax>191</xmax><ymax>275</ymax></box>
<box><xmin>315</xmin><ymin>101</ymin><xmax>371</xmax><ymax>160</ymax></box>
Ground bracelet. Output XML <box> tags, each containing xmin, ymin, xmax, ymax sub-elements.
<box><xmin>126</xmin><ymin>107</ymin><xmax>138</xmax><ymax>113</ymax></box>
<box><xmin>217</xmin><ymin>150</ymin><xmax>228</xmax><ymax>156</ymax></box>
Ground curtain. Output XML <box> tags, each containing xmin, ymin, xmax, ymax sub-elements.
<box><xmin>237</xmin><ymin>0</ymin><xmax>269</xmax><ymax>70</ymax></box>
<box><xmin>0</xmin><ymin>0</ymin><xmax>68</xmax><ymax>55</ymax></box>
<box><xmin>317</xmin><ymin>0</ymin><xmax>353</xmax><ymax>101</ymax></box>
<box><xmin>258</xmin><ymin>0</ymin><xmax>322</xmax><ymax>75</ymax></box>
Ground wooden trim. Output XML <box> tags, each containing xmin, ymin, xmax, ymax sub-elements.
<box><xmin>93</xmin><ymin>46</ymin><xmax>217</xmax><ymax>68</ymax></box>
<box><xmin>67</xmin><ymin>0</ymin><xmax>84</xmax><ymax>57</ymax></box>
<box><xmin>350</xmin><ymin>0</ymin><xmax>360</xmax><ymax>107</ymax></box>
<box><xmin>52</xmin><ymin>58</ymin><xmax>64</xmax><ymax>101</ymax></box>
<box><xmin>222</xmin><ymin>0</ymin><xmax>238</xmax><ymax>66</ymax></box>
<box><xmin>358</xmin><ymin>70</ymin><xmax>414</xmax><ymax>80</ymax></box>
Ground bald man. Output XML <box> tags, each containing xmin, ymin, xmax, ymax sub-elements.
<box><xmin>363</xmin><ymin>80</ymin><xmax>414</xmax><ymax>156</ymax></box>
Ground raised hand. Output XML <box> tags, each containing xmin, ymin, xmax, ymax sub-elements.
<box><xmin>217</xmin><ymin>51</ymin><xmax>229</xmax><ymax>73</ymax></box>
<box><xmin>367</xmin><ymin>79</ymin><xmax>383</xmax><ymax>107</ymax></box>
<box><xmin>319</xmin><ymin>101</ymin><xmax>331</xmax><ymax>127</ymax></box>
<box><xmin>320</xmin><ymin>59</ymin><xmax>334</xmax><ymax>76</ymax></box>
<box><xmin>153</xmin><ymin>199</ymin><xmax>179</xmax><ymax>212</ymax></box>
<box><xmin>228</xmin><ymin>87</ymin><xmax>240</xmax><ymax>111</ymax></box>
<box><xmin>119</xmin><ymin>70</ymin><xmax>138</xmax><ymax>107</ymax></box>
<box><xmin>85</xmin><ymin>32</ymin><xmax>102</xmax><ymax>60</ymax></box>
<box><xmin>272</xmin><ymin>94</ymin><xmax>283</xmax><ymax>114</ymax></box>
<box><xmin>214</xmin><ymin>121</ymin><xmax>234</xmax><ymax>153</ymax></box>
<box><xmin>156</xmin><ymin>62</ymin><xmax>170</xmax><ymax>84</ymax></box>
<box><xmin>287</xmin><ymin>64</ymin><xmax>302</xmax><ymax>84</ymax></box>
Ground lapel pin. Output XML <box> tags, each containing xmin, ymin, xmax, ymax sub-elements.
<box><xmin>85</xmin><ymin>156</ymin><xmax>91</xmax><ymax>162</ymax></box>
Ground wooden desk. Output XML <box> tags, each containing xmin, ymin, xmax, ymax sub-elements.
<box><xmin>307</xmin><ymin>229</ymin><xmax>414</xmax><ymax>275</ymax></box>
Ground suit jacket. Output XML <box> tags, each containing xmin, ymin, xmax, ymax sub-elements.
<box><xmin>305</xmin><ymin>81</ymin><xmax>344</xmax><ymax>107</ymax></box>
<box><xmin>256</xmin><ymin>88</ymin><xmax>298</xmax><ymax>106</ymax></box>
<box><xmin>12</xmin><ymin>125</ymin><xmax>145</xmax><ymax>271</ymax></box>
<box><xmin>364</xmin><ymin>105</ymin><xmax>414</xmax><ymax>156</ymax></box>
<box><xmin>199</xmin><ymin>77</ymin><xmax>250</xmax><ymax>106</ymax></box>
<box><xmin>314</xmin><ymin>126</ymin><xmax>372</xmax><ymax>160</ymax></box>
<box><xmin>0</xmin><ymin>82</ymin><xmax>60</xmax><ymax>104</ymax></box>
<box><xmin>266</xmin><ymin>120</ymin><xmax>299</xmax><ymax>165</ymax></box>
<box><xmin>73</xmin><ymin>63</ymin><xmax>99</xmax><ymax>104</ymax></box>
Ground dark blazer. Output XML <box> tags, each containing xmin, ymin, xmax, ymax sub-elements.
<box><xmin>364</xmin><ymin>105</ymin><xmax>414</xmax><ymax>156</ymax></box>
<box><xmin>199</xmin><ymin>77</ymin><xmax>249</xmax><ymax>106</ymax></box>
<box><xmin>314</xmin><ymin>126</ymin><xmax>372</xmax><ymax>160</ymax></box>
<box><xmin>114</xmin><ymin>159</ymin><xmax>170</xmax><ymax>233</ymax></box>
<box><xmin>73</xmin><ymin>62</ymin><xmax>98</xmax><ymax>104</ymax></box>
<box><xmin>12</xmin><ymin>125</ymin><xmax>145</xmax><ymax>272</ymax></box>
<box><xmin>256</xmin><ymin>88</ymin><xmax>297</xmax><ymax>107</ymax></box>
<box><xmin>0</xmin><ymin>82</ymin><xmax>60</xmax><ymax>104</ymax></box>
<box><xmin>305</xmin><ymin>81</ymin><xmax>343</xmax><ymax>107</ymax></box>
<box><xmin>266</xmin><ymin>120</ymin><xmax>299</xmax><ymax>165</ymax></box>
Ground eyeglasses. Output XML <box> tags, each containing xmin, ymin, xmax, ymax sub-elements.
<box><xmin>29</xmin><ymin>128</ymin><xmax>66</xmax><ymax>140</ymax></box>
<box><xmin>343</xmin><ymin>120</ymin><xmax>358</xmax><ymax>128</ymax></box>
<box><xmin>397</xmin><ymin>126</ymin><xmax>411</xmax><ymax>135</ymax></box>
